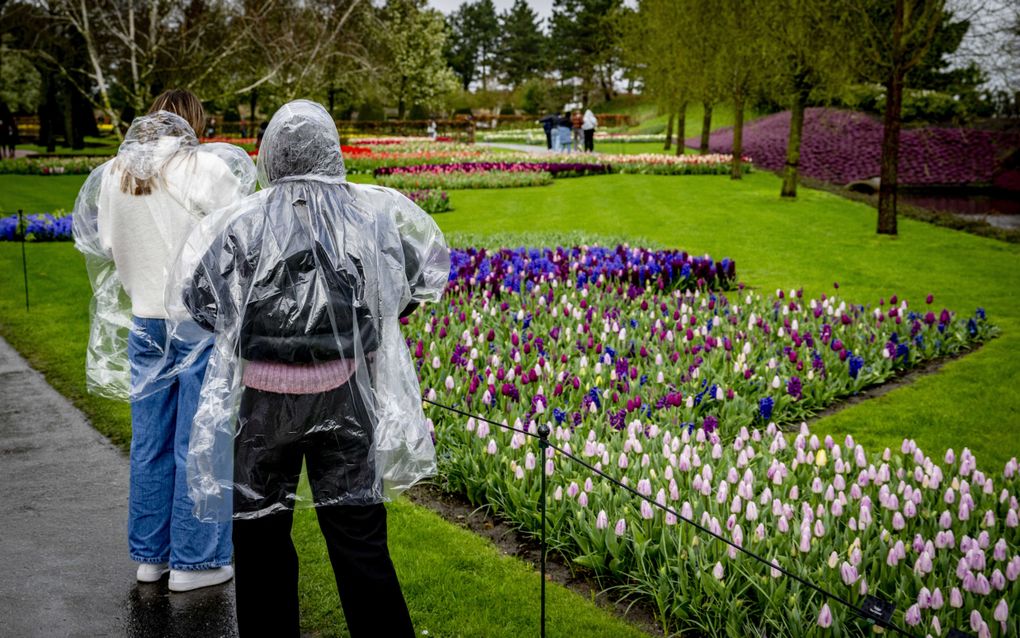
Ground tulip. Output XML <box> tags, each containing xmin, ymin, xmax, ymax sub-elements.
<box><xmin>905</xmin><ymin>604</ymin><xmax>921</xmax><ymax>626</ymax></box>
<box><xmin>712</xmin><ymin>562</ymin><xmax>724</xmax><ymax>580</ymax></box>
<box><xmin>950</xmin><ymin>588</ymin><xmax>964</xmax><ymax>608</ymax></box>
<box><xmin>817</xmin><ymin>603</ymin><xmax>832</xmax><ymax>628</ymax></box>
<box><xmin>595</xmin><ymin>510</ymin><xmax>608</xmax><ymax>530</ymax></box>
<box><xmin>614</xmin><ymin>519</ymin><xmax>626</xmax><ymax>536</ymax></box>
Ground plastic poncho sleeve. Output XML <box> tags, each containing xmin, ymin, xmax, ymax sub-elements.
<box><xmin>72</xmin><ymin>160</ymin><xmax>135</xmax><ymax>400</ymax></box>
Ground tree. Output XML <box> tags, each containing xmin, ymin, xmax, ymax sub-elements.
<box><xmin>716</xmin><ymin>0</ymin><xmax>768</xmax><ymax>180</ymax></box>
<box><xmin>844</xmin><ymin>0</ymin><xmax>949</xmax><ymax>235</ymax></box>
<box><xmin>759</xmin><ymin>1</ymin><xmax>855</xmax><ymax>198</ymax></box>
<box><xmin>443</xmin><ymin>0</ymin><xmax>499</xmax><ymax>91</ymax></box>
<box><xmin>496</xmin><ymin>0</ymin><xmax>546</xmax><ymax>89</ymax></box>
<box><xmin>549</xmin><ymin>0</ymin><xmax>624</xmax><ymax>105</ymax></box>
<box><xmin>623</xmin><ymin>0</ymin><xmax>692</xmax><ymax>154</ymax></box>
<box><xmin>380</xmin><ymin>0</ymin><xmax>458</xmax><ymax>119</ymax></box>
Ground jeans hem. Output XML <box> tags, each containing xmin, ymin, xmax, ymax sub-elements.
<box><xmin>132</xmin><ymin>555</ymin><xmax>170</xmax><ymax>565</ymax></box>
<box><xmin>170</xmin><ymin>559</ymin><xmax>233</xmax><ymax>571</ymax></box>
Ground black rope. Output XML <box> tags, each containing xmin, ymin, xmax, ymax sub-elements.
<box><xmin>422</xmin><ymin>397</ymin><xmax>917</xmax><ymax>638</ymax></box>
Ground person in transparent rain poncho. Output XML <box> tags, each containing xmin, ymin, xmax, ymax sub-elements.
<box><xmin>166</xmin><ymin>100</ymin><xmax>449</xmax><ymax>638</ymax></box>
<box><xmin>71</xmin><ymin>89</ymin><xmax>256</xmax><ymax>592</ymax></box>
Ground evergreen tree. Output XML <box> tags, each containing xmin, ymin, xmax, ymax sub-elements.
<box><xmin>497</xmin><ymin>0</ymin><xmax>547</xmax><ymax>89</ymax></box>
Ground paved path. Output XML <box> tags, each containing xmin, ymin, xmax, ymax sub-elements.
<box><xmin>0</xmin><ymin>337</ymin><xmax>237</xmax><ymax>637</ymax></box>
<box><xmin>475</xmin><ymin>142</ymin><xmax>551</xmax><ymax>155</ymax></box>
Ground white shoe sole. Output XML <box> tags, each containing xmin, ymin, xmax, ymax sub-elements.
<box><xmin>168</xmin><ymin>566</ymin><xmax>234</xmax><ymax>592</ymax></box>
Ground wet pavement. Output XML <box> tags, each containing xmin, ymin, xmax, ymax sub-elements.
<box><xmin>0</xmin><ymin>336</ymin><xmax>237</xmax><ymax>637</ymax></box>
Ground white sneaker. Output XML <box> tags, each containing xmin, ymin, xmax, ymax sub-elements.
<box><xmin>136</xmin><ymin>563</ymin><xmax>170</xmax><ymax>583</ymax></box>
<box><xmin>168</xmin><ymin>566</ymin><xmax>234</xmax><ymax>592</ymax></box>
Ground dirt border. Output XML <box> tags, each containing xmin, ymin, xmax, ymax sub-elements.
<box><xmin>404</xmin><ymin>482</ymin><xmax>665</xmax><ymax>637</ymax></box>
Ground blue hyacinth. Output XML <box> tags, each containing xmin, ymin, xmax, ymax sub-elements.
<box><xmin>758</xmin><ymin>396</ymin><xmax>774</xmax><ymax>422</ymax></box>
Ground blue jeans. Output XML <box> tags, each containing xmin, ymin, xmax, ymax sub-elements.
<box><xmin>128</xmin><ymin>317</ymin><xmax>232</xmax><ymax>570</ymax></box>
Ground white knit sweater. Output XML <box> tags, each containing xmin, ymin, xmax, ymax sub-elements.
<box><xmin>98</xmin><ymin>147</ymin><xmax>242</xmax><ymax>318</ymax></box>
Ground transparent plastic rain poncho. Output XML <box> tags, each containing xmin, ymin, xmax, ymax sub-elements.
<box><xmin>167</xmin><ymin>100</ymin><xmax>450</xmax><ymax>521</ymax></box>
<box><xmin>72</xmin><ymin>111</ymin><xmax>256</xmax><ymax>400</ymax></box>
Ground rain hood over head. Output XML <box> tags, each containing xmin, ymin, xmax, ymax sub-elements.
<box><xmin>168</xmin><ymin>99</ymin><xmax>450</xmax><ymax>521</ymax></box>
<box><xmin>72</xmin><ymin>110</ymin><xmax>256</xmax><ymax>400</ymax></box>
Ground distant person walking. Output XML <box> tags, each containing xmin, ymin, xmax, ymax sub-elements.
<box><xmin>539</xmin><ymin>112</ymin><xmax>557</xmax><ymax>150</ymax></box>
<box><xmin>554</xmin><ymin>113</ymin><xmax>572</xmax><ymax>153</ymax></box>
<box><xmin>583</xmin><ymin>109</ymin><xmax>598</xmax><ymax>152</ymax></box>
<box><xmin>571</xmin><ymin>110</ymin><xmax>583</xmax><ymax>152</ymax></box>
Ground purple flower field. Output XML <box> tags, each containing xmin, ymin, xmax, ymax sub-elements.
<box><xmin>688</xmin><ymin>108</ymin><xmax>1020</xmax><ymax>187</ymax></box>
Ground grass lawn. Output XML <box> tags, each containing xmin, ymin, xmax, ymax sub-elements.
<box><xmin>2</xmin><ymin>170</ymin><xmax>1019</xmax><ymax>632</ymax></box>
<box><xmin>15</xmin><ymin>135</ymin><xmax>120</xmax><ymax>157</ymax></box>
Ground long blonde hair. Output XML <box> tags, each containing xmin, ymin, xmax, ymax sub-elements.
<box><xmin>119</xmin><ymin>89</ymin><xmax>205</xmax><ymax>195</ymax></box>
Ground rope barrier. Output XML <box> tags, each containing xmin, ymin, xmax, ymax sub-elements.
<box><xmin>422</xmin><ymin>397</ymin><xmax>922</xmax><ymax>638</ymax></box>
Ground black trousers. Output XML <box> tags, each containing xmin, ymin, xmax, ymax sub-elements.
<box><xmin>233</xmin><ymin>504</ymin><xmax>413</xmax><ymax>638</ymax></box>
<box><xmin>233</xmin><ymin>385</ymin><xmax>413</xmax><ymax>637</ymax></box>
<box><xmin>583</xmin><ymin>129</ymin><xmax>595</xmax><ymax>152</ymax></box>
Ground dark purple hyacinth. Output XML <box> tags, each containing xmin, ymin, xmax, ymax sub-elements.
<box><xmin>688</xmin><ymin>107</ymin><xmax>1019</xmax><ymax>186</ymax></box>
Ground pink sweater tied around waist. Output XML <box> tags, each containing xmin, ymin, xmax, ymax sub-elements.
<box><xmin>242</xmin><ymin>358</ymin><xmax>363</xmax><ymax>395</ymax></box>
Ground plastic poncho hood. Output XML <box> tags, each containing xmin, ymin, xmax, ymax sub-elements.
<box><xmin>72</xmin><ymin>110</ymin><xmax>256</xmax><ymax>400</ymax></box>
<box><xmin>170</xmin><ymin>100</ymin><xmax>450</xmax><ymax>521</ymax></box>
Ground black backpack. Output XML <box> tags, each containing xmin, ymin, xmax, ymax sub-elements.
<box><xmin>239</xmin><ymin>241</ymin><xmax>378</xmax><ymax>363</ymax></box>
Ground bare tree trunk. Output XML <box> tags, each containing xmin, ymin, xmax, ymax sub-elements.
<box><xmin>878</xmin><ymin>0</ymin><xmax>905</xmax><ymax>235</ymax></box>
<box><xmin>731</xmin><ymin>91</ymin><xmax>744</xmax><ymax>180</ymax></box>
<box><xmin>664</xmin><ymin>111</ymin><xmax>674</xmax><ymax>151</ymax></box>
<box><xmin>781</xmin><ymin>89</ymin><xmax>807</xmax><ymax>198</ymax></box>
<box><xmin>878</xmin><ymin>73</ymin><xmax>903</xmax><ymax>235</ymax></box>
<box><xmin>675</xmin><ymin>102</ymin><xmax>687</xmax><ymax>156</ymax></box>
<box><xmin>75</xmin><ymin>0</ymin><xmax>122</xmax><ymax>139</ymax></box>
<box><xmin>700</xmin><ymin>102</ymin><xmax>713</xmax><ymax>155</ymax></box>
<box><xmin>249</xmin><ymin>89</ymin><xmax>258</xmax><ymax>123</ymax></box>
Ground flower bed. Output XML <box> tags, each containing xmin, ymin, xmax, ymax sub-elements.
<box><xmin>689</xmin><ymin>108</ymin><xmax>1020</xmax><ymax>186</ymax></box>
<box><xmin>403</xmin><ymin>189</ymin><xmax>452</xmax><ymax>214</ymax></box>
<box><xmin>408</xmin><ymin>252</ymin><xmax>1006</xmax><ymax>634</ymax></box>
<box><xmin>447</xmin><ymin>245</ymin><xmax>736</xmax><ymax>294</ymax></box>
<box><xmin>375</xmin><ymin>161</ymin><xmax>611</xmax><ymax>179</ymax></box>
<box><xmin>377</xmin><ymin>169</ymin><xmax>553</xmax><ymax>190</ymax></box>
<box><xmin>0</xmin><ymin>157</ymin><xmax>108</xmax><ymax>175</ymax></box>
<box><xmin>0</xmin><ymin>212</ymin><xmax>72</xmax><ymax>241</ymax></box>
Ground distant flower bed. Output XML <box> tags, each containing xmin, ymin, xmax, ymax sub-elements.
<box><xmin>200</xmin><ymin>137</ymin><xmax>256</xmax><ymax>145</ymax></box>
<box><xmin>0</xmin><ymin>157</ymin><xmax>107</xmax><ymax>175</ymax></box>
<box><xmin>0</xmin><ymin>212</ymin><xmax>72</xmax><ymax>241</ymax></box>
<box><xmin>690</xmin><ymin>108</ymin><xmax>1019</xmax><ymax>186</ymax></box>
<box><xmin>350</xmin><ymin>136</ymin><xmax>454</xmax><ymax>145</ymax></box>
<box><xmin>375</xmin><ymin>161</ymin><xmax>611</xmax><ymax>179</ymax></box>
<box><xmin>402</xmin><ymin>189</ymin><xmax>452</xmax><ymax>214</ymax></box>
<box><xmin>378</xmin><ymin>169</ymin><xmax>553</xmax><ymax>190</ymax></box>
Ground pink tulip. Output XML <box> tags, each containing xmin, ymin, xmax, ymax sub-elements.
<box><xmin>640</xmin><ymin>500</ymin><xmax>654</xmax><ymax>520</ymax></box>
<box><xmin>817</xmin><ymin>603</ymin><xmax>832</xmax><ymax>628</ymax></box>
<box><xmin>840</xmin><ymin>562</ymin><xmax>859</xmax><ymax>586</ymax></box>
<box><xmin>578</xmin><ymin>492</ymin><xmax>588</xmax><ymax>508</ymax></box>
<box><xmin>712</xmin><ymin>562</ymin><xmax>724</xmax><ymax>580</ymax></box>
<box><xmin>486</xmin><ymin>439</ymin><xmax>497</xmax><ymax>455</ymax></box>
<box><xmin>950</xmin><ymin>587</ymin><xmax>964</xmax><ymax>608</ymax></box>
<box><xmin>904</xmin><ymin>604</ymin><xmax>921</xmax><ymax>626</ymax></box>
<box><xmin>596</xmin><ymin>510</ymin><xmax>608</xmax><ymax>529</ymax></box>
<box><xmin>614</xmin><ymin>518</ymin><xmax>626</xmax><ymax>536</ymax></box>
<box><xmin>917</xmin><ymin>587</ymin><xmax>931</xmax><ymax>609</ymax></box>
<box><xmin>931</xmin><ymin>615</ymin><xmax>942</xmax><ymax>636</ymax></box>
<box><xmin>971</xmin><ymin>610</ymin><xmax>984</xmax><ymax>632</ymax></box>
<box><xmin>931</xmin><ymin>587</ymin><xmax>944</xmax><ymax>609</ymax></box>
<box><xmin>994</xmin><ymin>598</ymin><xmax>1008</xmax><ymax>623</ymax></box>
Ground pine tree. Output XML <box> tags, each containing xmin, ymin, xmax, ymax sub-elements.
<box><xmin>497</xmin><ymin>0</ymin><xmax>547</xmax><ymax>89</ymax></box>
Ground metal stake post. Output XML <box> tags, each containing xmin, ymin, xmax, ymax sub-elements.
<box><xmin>18</xmin><ymin>210</ymin><xmax>29</xmax><ymax>311</ymax></box>
<box><xmin>537</xmin><ymin>423</ymin><xmax>550</xmax><ymax>638</ymax></box>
